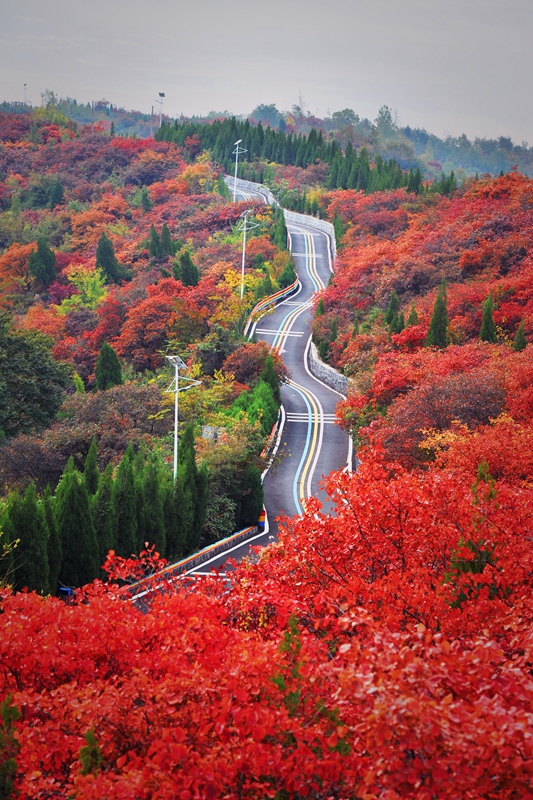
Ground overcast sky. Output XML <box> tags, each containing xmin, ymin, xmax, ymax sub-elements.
<box><xmin>1</xmin><ymin>0</ymin><xmax>531</xmax><ymax>144</ymax></box>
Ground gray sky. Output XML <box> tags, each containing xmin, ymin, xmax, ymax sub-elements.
<box><xmin>1</xmin><ymin>0</ymin><xmax>531</xmax><ymax>144</ymax></box>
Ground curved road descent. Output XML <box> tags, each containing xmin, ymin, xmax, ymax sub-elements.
<box><xmin>186</xmin><ymin>190</ymin><xmax>351</xmax><ymax>575</ymax></box>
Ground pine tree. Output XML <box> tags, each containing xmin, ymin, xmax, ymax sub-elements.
<box><xmin>56</xmin><ymin>460</ymin><xmax>99</xmax><ymax>588</ymax></box>
<box><xmin>149</xmin><ymin>225</ymin><xmax>162</xmax><ymax>259</ymax></box>
<box><xmin>407</xmin><ymin>304</ymin><xmax>420</xmax><ymax>326</ymax></box>
<box><xmin>138</xmin><ymin>454</ymin><xmax>166</xmax><ymax>555</ymax></box>
<box><xmin>49</xmin><ymin>179</ymin><xmax>64</xmax><ymax>209</ymax></box>
<box><xmin>333</xmin><ymin>215</ymin><xmax>345</xmax><ymax>247</ymax></box>
<box><xmin>112</xmin><ymin>446</ymin><xmax>138</xmax><ymax>557</ymax></box>
<box><xmin>141</xmin><ymin>187</ymin><xmax>152</xmax><ymax>213</ymax></box>
<box><xmin>96</xmin><ymin>232</ymin><xmax>120</xmax><ymax>283</ymax></box>
<box><xmin>260</xmin><ymin>354</ymin><xmax>281</xmax><ymax>406</ymax></box>
<box><xmin>28</xmin><ymin>237</ymin><xmax>56</xmax><ymax>291</ymax></box>
<box><xmin>174</xmin><ymin>250</ymin><xmax>199</xmax><ymax>287</ymax></box>
<box><xmin>84</xmin><ymin>437</ymin><xmax>99</xmax><ymax>496</ymax></box>
<box><xmin>95</xmin><ymin>342</ymin><xmax>123</xmax><ymax>390</ymax></box>
<box><xmin>272</xmin><ymin>212</ymin><xmax>288</xmax><ymax>249</ymax></box>
<box><xmin>480</xmin><ymin>294</ymin><xmax>497</xmax><ymax>343</ymax></box>
<box><xmin>3</xmin><ymin>484</ymin><xmax>50</xmax><ymax>594</ymax></box>
<box><xmin>426</xmin><ymin>281</ymin><xmax>449</xmax><ymax>348</ymax></box>
<box><xmin>43</xmin><ymin>485</ymin><xmax>62</xmax><ymax>595</ymax></box>
<box><xmin>238</xmin><ymin>465</ymin><xmax>264</xmax><ymax>528</ymax></box>
<box><xmin>384</xmin><ymin>290</ymin><xmax>400</xmax><ymax>325</ymax></box>
<box><xmin>91</xmin><ymin>463</ymin><xmax>116</xmax><ymax>568</ymax></box>
<box><xmin>513</xmin><ymin>319</ymin><xmax>527</xmax><ymax>351</ymax></box>
<box><xmin>160</xmin><ymin>222</ymin><xmax>174</xmax><ymax>256</ymax></box>
<box><xmin>178</xmin><ymin>425</ymin><xmax>200</xmax><ymax>554</ymax></box>
<box><xmin>163</xmin><ymin>478</ymin><xmax>184</xmax><ymax>559</ymax></box>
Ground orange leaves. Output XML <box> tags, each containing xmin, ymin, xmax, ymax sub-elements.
<box><xmin>0</xmin><ymin>242</ymin><xmax>35</xmax><ymax>293</ymax></box>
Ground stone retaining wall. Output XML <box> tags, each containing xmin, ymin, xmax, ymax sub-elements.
<box><xmin>308</xmin><ymin>340</ymin><xmax>348</xmax><ymax>395</ymax></box>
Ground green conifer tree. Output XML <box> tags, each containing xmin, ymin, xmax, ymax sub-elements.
<box><xmin>513</xmin><ymin>319</ymin><xmax>527</xmax><ymax>351</ymax></box>
<box><xmin>384</xmin><ymin>290</ymin><xmax>400</xmax><ymax>325</ymax></box>
<box><xmin>84</xmin><ymin>437</ymin><xmax>99</xmax><ymax>496</ymax></box>
<box><xmin>112</xmin><ymin>446</ymin><xmax>138</xmax><ymax>557</ymax></box>
<box><xmin>149</xmin><ymin>225</ymin><xmax>162</xmax><ymax>259</ymax></box>
<box><xmin>260</xmin><ymin>354</ymin><xmax>281</xmax><ymax>406</ymax></box>
<box><xmin>406</xmin><ymin>304</ymin><xmax>420</xmax><ymax>326</ymax></box>
<box><xmin>95</xmin><ymin>342</ymin><xmax>123</xmax><ymax>390</ymax></box>
<box><xmin>96</xmin><ymin>232</ymin><xmax>120</xmax><ymax>283</ymax></box>
<box><xmin>163</xmin><ymin>478</ymin><xmax>184</xmax><ymax>559</ymax></box>
<box><xmin>138</xmin><ymin>454</ymin><xmax>166</xmax><ymax>555</ymax></box>
<box><xmin>333</xmin><ymin>215</ymin><xmax>345</xmax><ymax>247</ymax></box>
<box><xmin>91</xmin><ymin>463</ymin><xmax>116</xmax><ymax>568</ymax></box>
<box><xmin>56</xmin><ymin>460</ymin><xmax>99</xmax><ymax>588</ymax></box>
<box><xmin>177</xmin><ymin>425</ymin><xmax>200</xmax><ymax>554</ymax></box>
<box><xmin>175</xmin><ymin>251</ymin><xmax>199</xmax><ymax>287</ymax></box>
<box><xmin>426</xmin><ymin>281</ymin><xmax>449</xmax><ymax>348</ymax></box>
<box><xmin>28</xmin><ymin>237</ymin><xmax>56</xmax><ymax>291</ymax></box>
<box><xmin>141</xmin><ymin>187</ymin><xmax>152</xmax><ymax>213</ymax></box>
<box><xmin>49</xmin><ymin>179</ymin><xmax>64</xmax><ymax>209</ymax></box>
<box><xmin>480</xmin><ymin>293</ymin><xmax>497</xmax><ymax>343</ymax></box>
<box><xmin>238</xmin><ymin>465</ymin><xmax>264</xmax><ymax>528</ymax></box>
<box><xmin>43</xmin><ymin>485</ymin><xmax>62</xmax><ymax>595</ymax></box>
<box><xmin>272</xmin><ymin>212</ymin><xmax>288</xmax><ymax>249</ymax></box>
<box><xmin>3</xmin><ymin>484</ymin><xmax>49</xmax><ymax>594</ymax></box>
<box><xmin>160</xmin><ymin>222</ymin><xmax>174</xmax><ymax>256</ymax></box>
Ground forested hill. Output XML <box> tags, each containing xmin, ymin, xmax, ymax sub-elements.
<box><xmin>3</xmin><ymin>94</ymin><xmax>532</xmax><ymax>178</ymax></box>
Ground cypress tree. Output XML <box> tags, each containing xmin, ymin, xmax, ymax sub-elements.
<box><xmin>56</xmin><ymin>460</ymin><xmax>99</xmax><ymax>588</ymax></box>
<box><xmin>426</xmin><ymin>281</ymin><xmax>449</xmax><ymax>348</ymax></box>
<box><xmin>407</xmin><ymin>304</ymin><xmax>420</xmax><ymax>326</ymax></box>
<box><xmin>272</xmin><ymin>211</ymin><xmax>288</xmax><ymax>250</ymax></box>
<box><xmin>333</xmin><ymin>215</ymin><xmax>345</xmax><ymax>247</ymax></box>
<box><xmin>163</xmin><ymin>478</ymin><xmax>184</xmax><ymax>560</ymax></box>
<box><xmin>3</xmin><ymin>484</ymin><xmax>50</xmax><ymax>594</ymax></box>
<box><xmin>480</xmin><ymin>294</ymin><xmax>497</xmax><ymax>343</ymax></box>
<box><xmin>384</xmin><ymin>290</ymin><xmax>400</xmax><ymax>325</ymax></box>
<box><xmin>178</xmin><ymin>424</ymin><xmax>200</xmax><ymax>554</ymax></box>
<box><xmin>96</xmin><ymin>232</ymin><xmax>120</xmax><ymax>283</ymax></box>
<box><xmin>95</xmin><ymin>342</ymin><xmax>123</xmax><ymax>390</ymax></box>
<box><xmin>149</xmin><ymin>225</ymin><xmax>162</xmax><ymax>259</ymax></box>
<box><xmin>91</xmin><ymin>463</ymin><xmax>116</xmax><ymax>569</ymax></box>
<box><xmin>160</xmin><ymin>222</ymin><xmax>174</xmax><ymax>256</ymax></box>
<box><xmin>174</xmin><ymin>250</ymin><xmax>199</xmax><ymax>287</ymax></box>
<box><xmin>238</xmin><ymin>465</ymin><xmax>264</xmax><ymax>529</ymax></box>
<box><xmin>49</xmin><ymin>179</ymin><xmax>64</xmax><ymax>209</ymax></box>
<box><xmin>28</xmin><ymin>237</ymin><xmax>56</xmax><ymax>291</ymax></box>
<box><xmin>141</xmin><ymin>188</ymin><xmax>152</xmax><ymax>213</ymax></box>
<box><xmin>112</xmin><ymin>445</ymin><xmax>138</xmax><ymax>558</ymax></box>
<box><xmin>84</xmin><ymin>437</ymin><xmax>99</xmax><ymax>496</ymax></box>
<box><xmin>138</xmin><ymin>454</ymin><xmax>166</xmax><ymax>555</ymax></box>
<box><xmin>513</xmin><ymin>319</ymin><xmax>527</xmax><ymax>351</ymax></box>
<box><xmin>260</xmin><ymin>354</ymin><xmax>281</xmax><ymax>406</ymax></box>
<box><xmin>43</xmin><ymin>485</ymin><xmax>62</xmax><ymax>595</ymax></box>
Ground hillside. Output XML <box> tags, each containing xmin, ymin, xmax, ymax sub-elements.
<box><xmin>0</xmin><ymin>107</ymin><xmax>532</xmax><ymax>797</ymax></box>
<box><xmin>0</xmin><ymin>108</ymin><xmax>293</xmax><ymax>586</ymax></box>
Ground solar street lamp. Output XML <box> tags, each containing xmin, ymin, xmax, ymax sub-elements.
<box><xmin>232</xmin><ymin>139</ymin><xmax>247</xmax><ymax>201</ymax></box>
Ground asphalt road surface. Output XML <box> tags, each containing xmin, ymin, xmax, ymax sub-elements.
<box><xmin>185</xmin><ymin>188</ymin><xmax>351</xmax><ymax>577</ymax></box>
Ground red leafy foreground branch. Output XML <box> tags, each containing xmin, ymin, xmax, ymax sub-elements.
<box><xmin>1</xmin><ymin>451</ymin><xmax>533</xmax><ymax>798</ymax></box>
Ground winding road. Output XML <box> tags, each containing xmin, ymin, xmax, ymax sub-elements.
<box><xmin>183</xmin><ymin>185</ymin><xmax>351</xmax><ymax>576</ymax></box>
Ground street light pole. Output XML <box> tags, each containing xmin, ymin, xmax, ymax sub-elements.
<box><xmin>238</xmin><ymin>210</ymin><xmax>259</xmax><ymax>299</ymax></box>
<box><xmin>232</xmin><ymin>139</ymin><xmax>247</xmax><ymax>202</ymax></box>
<box><xmin>158</xmin><ymin>92</ymin><xmax>165</xmax><ymax>128</ymax></box>
<box><xmin>165</xmin><ymin>355</ymin><xmax>201</xmax><ymax>482</ymax></box>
